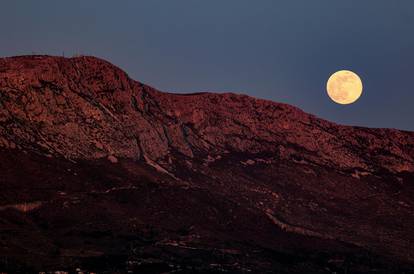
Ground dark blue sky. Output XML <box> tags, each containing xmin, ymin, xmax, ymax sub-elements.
<box><xmin>1</xmin><ymin>1</ymin><xmax>413</xmax><ymax>130</ymax></box>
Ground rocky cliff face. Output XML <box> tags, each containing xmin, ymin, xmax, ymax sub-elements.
<box><xmin>1</xmin><ymin>55</ymin><xmax>413</xmax><ymax>172</ymax></box>
<box><xmin>0</xmin><ymin>55</ymin><xmax>413</xmax><ymax>273</ymax></box>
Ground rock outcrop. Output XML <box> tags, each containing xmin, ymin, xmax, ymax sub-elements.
<box><xmin>0</xmin><ymin>55</ymin><xmax>413</xmax><ymax>174</ymax></box>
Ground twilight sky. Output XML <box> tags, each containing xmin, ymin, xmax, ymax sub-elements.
<box><xmin>1</xmin><ymin>1</ymin><xmax>413</xmax><ymax>130</ymax></box>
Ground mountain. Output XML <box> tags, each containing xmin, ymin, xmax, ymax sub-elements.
<box><xmin>0</xmin><ymin>55</ymin><xmax>413</xmax><ymax>273</ymax></box>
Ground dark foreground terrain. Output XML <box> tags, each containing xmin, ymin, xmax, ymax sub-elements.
<box><xmin>0</xmin><ymin>56</ymin><xmax>413</xmax><ymax>273</ymax></box>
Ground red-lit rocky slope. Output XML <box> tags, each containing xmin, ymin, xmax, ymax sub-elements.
<box><xmin>0</xmin><ymin>55</ymin><xmax>413</xmax><ymax>273</ymax></box>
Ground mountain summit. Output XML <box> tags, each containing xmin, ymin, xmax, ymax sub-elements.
<box><xmin>0</xmin><ymin>55</ymin><xmax>413</xmax><ymax>273</ymax></box>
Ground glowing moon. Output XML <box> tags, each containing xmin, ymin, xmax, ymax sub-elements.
<box><xmin>326</xmin><ymin>70</ymin><xmax>363</xmax><ymax>104</ymax></box>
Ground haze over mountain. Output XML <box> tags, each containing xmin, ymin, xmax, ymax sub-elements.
<box><xmin>0</xmin><ymin>55</ymin><xmax>413</xmax><ymax>273</ymax></box>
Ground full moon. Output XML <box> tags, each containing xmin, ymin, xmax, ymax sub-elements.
<box><xmin>326</xmin><ymin>70</ymin><xmax>363</xmax><ymax>104</ymax></box>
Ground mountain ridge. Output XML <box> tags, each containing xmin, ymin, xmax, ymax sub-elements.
<box><xmin>0</xmin><ymin>55</ymin><xmax>413</xmax><ymax>273</ymax></box>
<box><xmin>0</xmin><ymin>55</ymin><xmax>413</xmax><ymax>174</ymax></box>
